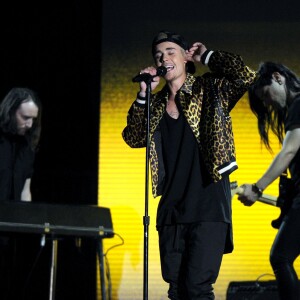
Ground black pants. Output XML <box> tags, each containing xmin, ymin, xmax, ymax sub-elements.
<box><xmin>158</xmin><ymin>222</ymin><xmax>228</xmax><ymax>300</ymax></box>
<box><xmin>270</xmin><ymin>207</ymin><xmax>300</xmax><ymax>300</ymax></box>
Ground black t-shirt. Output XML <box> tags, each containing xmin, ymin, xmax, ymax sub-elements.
<box><xmin>156</xmin><ymin>111</ymin><xmax>231</xmax><ymax>226</ymax></box>
<box><xmin>0</xmin><ymin>131</ymin><xmax>35</xmax><ymax>201</ymax></box>
<box><xmin>285</xmin><ymin>98</ymin><xmax>300</xmax><ymax>186</ymax></box>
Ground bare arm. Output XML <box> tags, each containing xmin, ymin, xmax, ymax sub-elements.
<box><xmin>257</xmin><ymin>128</ymin><xmax>300</xmax><ymax>189</ymax></box>
<box><xmin>239</xmin><ymin>128</ymin><xmax>300</xmax><ymax>205</ymax></box>
<box><xmin>21</xmin><ymin>178</ymin><xmax>32</xmax><ymax>202</ymax></box>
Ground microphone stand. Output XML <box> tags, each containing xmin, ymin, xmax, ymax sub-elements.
<box><xmin>132</xmin><ymin>67</ymin><xmax>166</xmax><ymax>300</ymax></box>
<box><xmin>143</xmin><ymin>77</ymin><xmax>152</xmax><ymax>300</ymax></box>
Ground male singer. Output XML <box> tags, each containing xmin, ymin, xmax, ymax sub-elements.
<box><xmin>122</xmin><ymin>30</ymin><xmax>256</xmax><ymax>299</ymax></box>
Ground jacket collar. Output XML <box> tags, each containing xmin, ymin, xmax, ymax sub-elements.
<box><xmin>159</xmin><ymin>73</ymin><xmax>196</xmax><ymax>98</ymax></box>
<box><xmin>179</xmin><ymin>73</ymin><xmax>195</xmax><ymax>95</ymax></box>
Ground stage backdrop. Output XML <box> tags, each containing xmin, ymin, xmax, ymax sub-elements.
<box><xmin>99</xmin><ymin>5</ymin><xmax>300</xmax><ymax>298</ymax></box>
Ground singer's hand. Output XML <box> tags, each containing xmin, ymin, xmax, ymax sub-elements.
<box><xmin>138</xmin><ymin>66</ymin><xmax>161</xmax><ymax>93</ymax></box>
<box><xmin>186</xmin><ymin>42</ymin><xmax>207</xmax><ymax>63</ymax></box>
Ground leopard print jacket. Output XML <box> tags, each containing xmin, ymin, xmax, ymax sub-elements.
<box><xmin>122</xmin><ymin>50</ymin><xmax>257</xmax><ymax>197</ymax></box>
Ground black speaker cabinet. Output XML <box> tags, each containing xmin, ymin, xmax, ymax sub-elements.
<box><xmin>226</xmin><ymin>280</ymin><xmax>279</xmax><ymax>300</ymax></box>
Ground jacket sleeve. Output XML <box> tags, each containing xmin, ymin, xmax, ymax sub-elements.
<box><xmin>206</xmin><ymin>50</ymin><xmax>257</xmax><ymax>111</ymax></box>
<box><xmin>122</xmin><ymin>100</ymin><xmax>147</xmax><ymax>148</ymax></box>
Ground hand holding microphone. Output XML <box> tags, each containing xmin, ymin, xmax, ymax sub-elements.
<box><xmin>132</xmin><ymin>66</ymin><xmax>167</xmax><ymax>83</ymax></box>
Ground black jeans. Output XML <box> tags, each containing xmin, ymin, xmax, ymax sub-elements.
<box><xmin>158</xmin><ymin>222</ymin><xmax>228</xmax><ymax>300</ymax></box>
<box><xmin>270</xmin><ymin>207</ymin><xmax>300</xmax><ymax>300</ymax></box>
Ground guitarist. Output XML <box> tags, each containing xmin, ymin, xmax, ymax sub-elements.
<box><xmin>238</xmin><ymin>62</ymin><xmax>300</xmax><ymax>300</ymax></box>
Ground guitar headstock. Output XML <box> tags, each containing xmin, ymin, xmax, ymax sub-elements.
<box><xmin>230</xmin><ymin>181</ymin><xmax>238</xmax><ymax>190</ymax></box>
<box><xmin>230</xmin><ymin>181</ymin><xmax>243</xmax><ymax>197</ymax></box>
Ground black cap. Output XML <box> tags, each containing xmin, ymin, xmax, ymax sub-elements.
<box><xmin>152</xmin><ymin>30</ymin><xmax>189</xmax><ymax>55</ymax></box>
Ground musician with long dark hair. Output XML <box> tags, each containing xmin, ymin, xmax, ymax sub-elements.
<box><xmin>238</xmin><ymin>62</ymin><xmax>300</xmax><ymax>300</ymax></box>
<box><xmin>0</xmin><ymin>87</ymin><xmax>42</xmax><ymax>299</ymax></box>
<box><xmin>0</xmin><ymin>87</ymin><xmax>41</xmax><ymax>201</ymax></box>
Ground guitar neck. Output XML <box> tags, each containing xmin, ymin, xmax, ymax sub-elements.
<box><xmin>257</xmin><ymin>194</ymin><xmax>278</xmax><ymax>206</ymax></box>
<box><xmin>234</xmin><ymin>186</ymin><xmax>278</xmax><ymax>206</ymax></box>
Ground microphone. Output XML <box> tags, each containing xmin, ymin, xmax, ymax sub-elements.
<box><xmin>132</xmin><ymin>66</ymin><xmax>167</xmax><ymax>83</ymax></box>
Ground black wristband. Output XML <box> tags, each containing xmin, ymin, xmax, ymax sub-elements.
<box><xmin>252</xmin><ymin>183</ymin><xmax>263</xmax><ymax>198</ymax></box>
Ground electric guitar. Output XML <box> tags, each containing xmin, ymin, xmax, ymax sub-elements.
<box><xmin>231</xmin><ymin>175</ymin><xmax>295</xmax><ymax>229</ymax></box>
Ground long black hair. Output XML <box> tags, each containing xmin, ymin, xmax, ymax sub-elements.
<box><xmin>248</xmin><ymin>62</ymin><xmax>300</xmax><ymax>151</ymax></box>
<box><xmin>0</xmin><ymin>87</ymin><xmax>42</xmax><ymax>150</ymax></box>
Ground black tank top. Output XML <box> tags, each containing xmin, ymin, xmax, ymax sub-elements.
<box><xmin>156</xmin><ymin>111</ymin><xmax>231</xmax><ymax>226</ymax></box>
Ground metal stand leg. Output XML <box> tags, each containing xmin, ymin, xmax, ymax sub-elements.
<box><xmin>97</xmin><ymin>239</ymin><xmax>106</xmax><ymax>300</ymax></box>
<box><xmin>49</xmin><ymin>239</ymin><xmax>58</xmax><ymax>300</ymax></box>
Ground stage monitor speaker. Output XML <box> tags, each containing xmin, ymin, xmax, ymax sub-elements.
<box><xmin>226</xmin><ymin>280</ymin><xmax>279</xmax><ymax>300</ymax></box>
